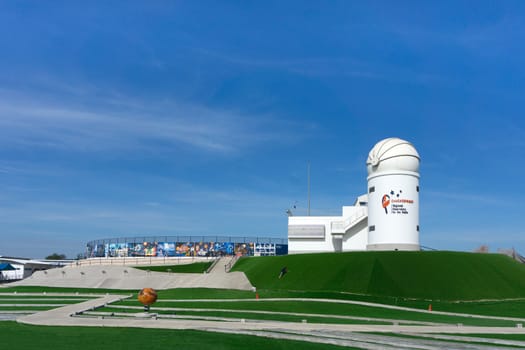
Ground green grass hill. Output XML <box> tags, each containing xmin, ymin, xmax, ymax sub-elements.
<box><xmin>232</xmin><ymin>251</ymin><xmax>525</xmax><ymax>300</ymax></box>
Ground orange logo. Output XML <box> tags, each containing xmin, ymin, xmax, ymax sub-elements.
<box><xmin>382</xmin><ymin>194</ymin><xmax>390</xmax><ymax>214</ymax></box>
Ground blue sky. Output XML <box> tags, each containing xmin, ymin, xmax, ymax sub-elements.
<box><xmin>1</xmin><ymin>1</ymin><xmax>525</xmax><ymax>258</ymax></box>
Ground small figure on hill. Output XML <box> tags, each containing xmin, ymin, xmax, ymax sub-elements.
<box><xmin>278</xmin><ymin>266</ymin><xmax>288</xmax><ymax>279</ymax></box>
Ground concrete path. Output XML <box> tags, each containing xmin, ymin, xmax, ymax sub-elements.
<box><xmin>16</xmin><ymin>293</ymin><xmax>525</xmax><ymax>349</ymax></box>
<box><xmin>8</xmin><ymin>264</ymin><xmax>253</xmax><ymax>290</ymax></box>
<box><xmin>8</xmin><ymin>262</ymin><xmax>525</xmax><ymax>350</ymax></box>
<box><xmin>207</xmin><ymin>257</ymin><xmax>230</xmax><ymax>274</ymax></box>
<box><xmin>103</xmin><ymin>304</ymin><xmax>446</xmax><ymax>326</ymax></box>
<box><xmin>117</xmin><ymin>296</ymin><xmax>525</xmax><ymax>325</ymax></box>
<box><xmin>17</xmin><ymin>294</ymin><xmax>525</xmax><ymax>334</ymax></box>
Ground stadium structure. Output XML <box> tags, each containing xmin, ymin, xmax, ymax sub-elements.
<box><xmin>86</xmin><ymin>235</ymin><xmax>288</xmax><ymax>258</ymax></box>
<box><xmin>288</xmin><ymin>137</ymin><xmax>421</xmax><ymax>254</ymax></box>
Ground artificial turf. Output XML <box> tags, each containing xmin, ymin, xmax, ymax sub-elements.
<box><xmin>0</xmin><ymin>322</ymin><xmax>350</xmax><ymax>350</ymax></box>
<box><xmin>108</xmin><ymin>299</ymin><xmax>519</xmax><ymax>327</ymax></box>
<box><xmin>134</xmin><ymin>261</ymin><xmax>213</xmax><ymax>273</ymax></box>
<box><xmin>232</xmin><ymin>251</ymin><xmax>525</xmax><ymax>300</ymax></box>
<box><xmin>3</xmin><ymin>251</ymin><xmax>525</xmax><ymax>349</ymax></box>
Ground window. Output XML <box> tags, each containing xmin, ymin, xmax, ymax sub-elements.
<box><xmin>417</xmin><ymin>225</ymin><xmax>420</xmax><ymax>232</ymax></box>
<box><xmin>416</xmin><ymin>186</ymin><xmax>419</xmax><ymax>192</ymax></box>
<box><xmin>369</xmin><ymin>186</ymin><xmax>375</xmax><ymax>193</ymax></box>
<box><xmin>369</xmin><ymin>225</ymin><xmax>375</xmax><ymax>232</ymax></box>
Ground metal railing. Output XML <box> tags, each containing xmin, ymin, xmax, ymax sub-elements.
<box><xmin>331</xmin><ymin>208</ymin><xmax>367</xmax><ymax>234</ymax></box>
<box><xmin>71</xmin><ymin>255</ymin><xmax>216</xmax><ymax>267</ymax></box>
<box><xmin>224</xmin><ymin>255</ymin><xmax>241</xmax><ymax>272</ymax></box>
<box><xmin>86</xmin><ymin>235</ymin><xmax>287</xmax><ymax>246</ymax></box>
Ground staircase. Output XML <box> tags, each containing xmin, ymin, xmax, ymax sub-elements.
<box><xmin>331</xmin><ymin>208</ymin><xmax>367</xmax><ymax>235</ymax></box>
<box><xmin>224</xmin><ymin>255</ymin><xmax>241</xmax><ymax>272</ymax></box>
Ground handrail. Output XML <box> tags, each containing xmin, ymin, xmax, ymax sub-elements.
<box><xmin>224</xmin><ymin>255</ymin><xmax>241</xmax><ymax>272</ymax></box>
<box><xmin>71</xmin><ymin>256</ymin><xmax>214</xmax><ymax>267</ymax></box>
<box><xmin>331</xmin><ymin>208</ymin><xmax>367</xmax><ymax>234</ymax></box>
<box><xmin>205</xmin><ymin>257</ymin><xmax>221</xmax><ymax>273</ymax></box>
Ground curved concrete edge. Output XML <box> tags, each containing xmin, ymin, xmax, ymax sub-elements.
<box><xmin>15</xmin><ymin>294</ymin><xmax>525</xmax><ymax>335</ymax></box>
<box><xmin>9</xmin><ymin>265</ymin><xmax>254</xmax><ymax>291</ymax></box>
<box><xmin>17</xmin><ymin>294</ymin><xmax>131</xmax><ymax>326</ymax></box>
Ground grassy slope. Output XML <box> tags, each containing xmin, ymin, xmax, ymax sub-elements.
<box><xmin>1</xmin><ymin>322</ymin><xmax>349</xmax><ymax>350</ymax></box>
<box><xmin>232</xmin><ymin>251</ymin><xmax>525</xmax><ymax>300</ymax></box>
<box><xmin>134</xmin><ymin>261</ymin><xmax>213</xmax><ymax>273</ymax></box>
<box><xmin>108</xmin><ymin>299</ymin><xmax>519</xmax><ymax>326</ymax></box>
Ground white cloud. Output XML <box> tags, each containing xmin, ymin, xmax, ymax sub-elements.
<box><xmin>0</xmin><ymin>86</ymin><xmax>307</xmax><ymax>155</ymax></box>
<box><xmin>194</xmin><ymin>47</ymin><xmax>454</xmax><ymax>86</ymax></box>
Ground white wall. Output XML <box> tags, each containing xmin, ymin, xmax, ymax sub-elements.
<box><xmin>342</xmin><ymin>219</ymin><xmax>368</xmax><ymax>251</ymax></box>
<box><xmin>340</xmin><ymin>205</ymin><xmax>369</xmax><ymax>251</ymax></box>
<box><xmin>0</xmin><ymin>263</ymin><xmax>24</xmax><ymax>281</ymax></box>
<box><xmin>288</xmin><ymin>216</ymin><xmax>341</xmax><ymax>254</ymax></box>
<box><xmin>288</xmin><ymin>206</ymin><xmax>370</xmax><ymax>253</ymax></box>
<box><xmin>367</xmin><ymin>171</ymin><xmax>419</xmax><ymax>250</ymax></box>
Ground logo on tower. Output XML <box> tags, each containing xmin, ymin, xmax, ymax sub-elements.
<box><xmin>381</xmin><ymin>190</ymin><xmax>413</xmax><ymax>215</ymax></box>
<box><xmin>382</xmin><ymin>194</ymin><xmax>390</xmax><ymax>214</ymax></box>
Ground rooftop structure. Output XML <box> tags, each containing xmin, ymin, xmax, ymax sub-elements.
<box><xmin>288</xmin><ymin>137</ymin><xmax>420</xmax><ymax>254</ymax></box>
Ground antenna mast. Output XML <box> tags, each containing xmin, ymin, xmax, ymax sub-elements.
<box><xmin>307</xmin><ymin>161</ymin><xmax>311</xmax><ymax>216</ymax></box>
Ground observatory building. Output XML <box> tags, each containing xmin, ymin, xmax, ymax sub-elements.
<box><xmin>288</xmin><ymin>137</ymin><xmax>420</xmax><ymax>254</ymax></box>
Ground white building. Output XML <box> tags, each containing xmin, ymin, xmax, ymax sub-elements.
<box><xmin>288</xmin><ymin>137</ymin><xmax>420</xmax><ymax>254</ymax></box>
<box><xmin>0</xmin><ymin>257</ymin><xmax>64</xmax><ymax>282</ymax></box>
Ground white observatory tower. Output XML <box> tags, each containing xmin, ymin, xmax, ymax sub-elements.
<box><xmin>366</xmin><ymin>138</ymin><xmax>420</xmax><ymax>251</ymax></box>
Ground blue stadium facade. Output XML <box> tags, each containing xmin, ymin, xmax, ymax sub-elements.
<box><xmin>86</xmin><ymin>235</ymin><xmax>288</xmax><ymax>258</ymax></box>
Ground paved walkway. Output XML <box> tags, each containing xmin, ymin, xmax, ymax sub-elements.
<box><xmin>8</xmin><ymin>264</ymin><xmax>253</xmax><ymax>290</ymax></box>
<box><xmin>8</xmin><ymin>262</ymin><xmax>525</xmax><ymax>349</ymax></box>
<box><xmin>16</xmin><ymin>294</ymin><xmax>525</xmax><ymax>349</ymax></box>
<box><xmin>120</xmin><ymin>297</ymin><xmax>525</xmax><ymax>325</ymax></box>
<box><xmin>103</xmin><ymin>304</ymin><xmax>445</xmax><ymax>326</ymax></box>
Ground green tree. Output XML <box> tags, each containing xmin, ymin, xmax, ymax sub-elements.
<box><xmin>45</xmin><ymin>253</ymin><xmax>67</xmax><ymax>260</ymax></box>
